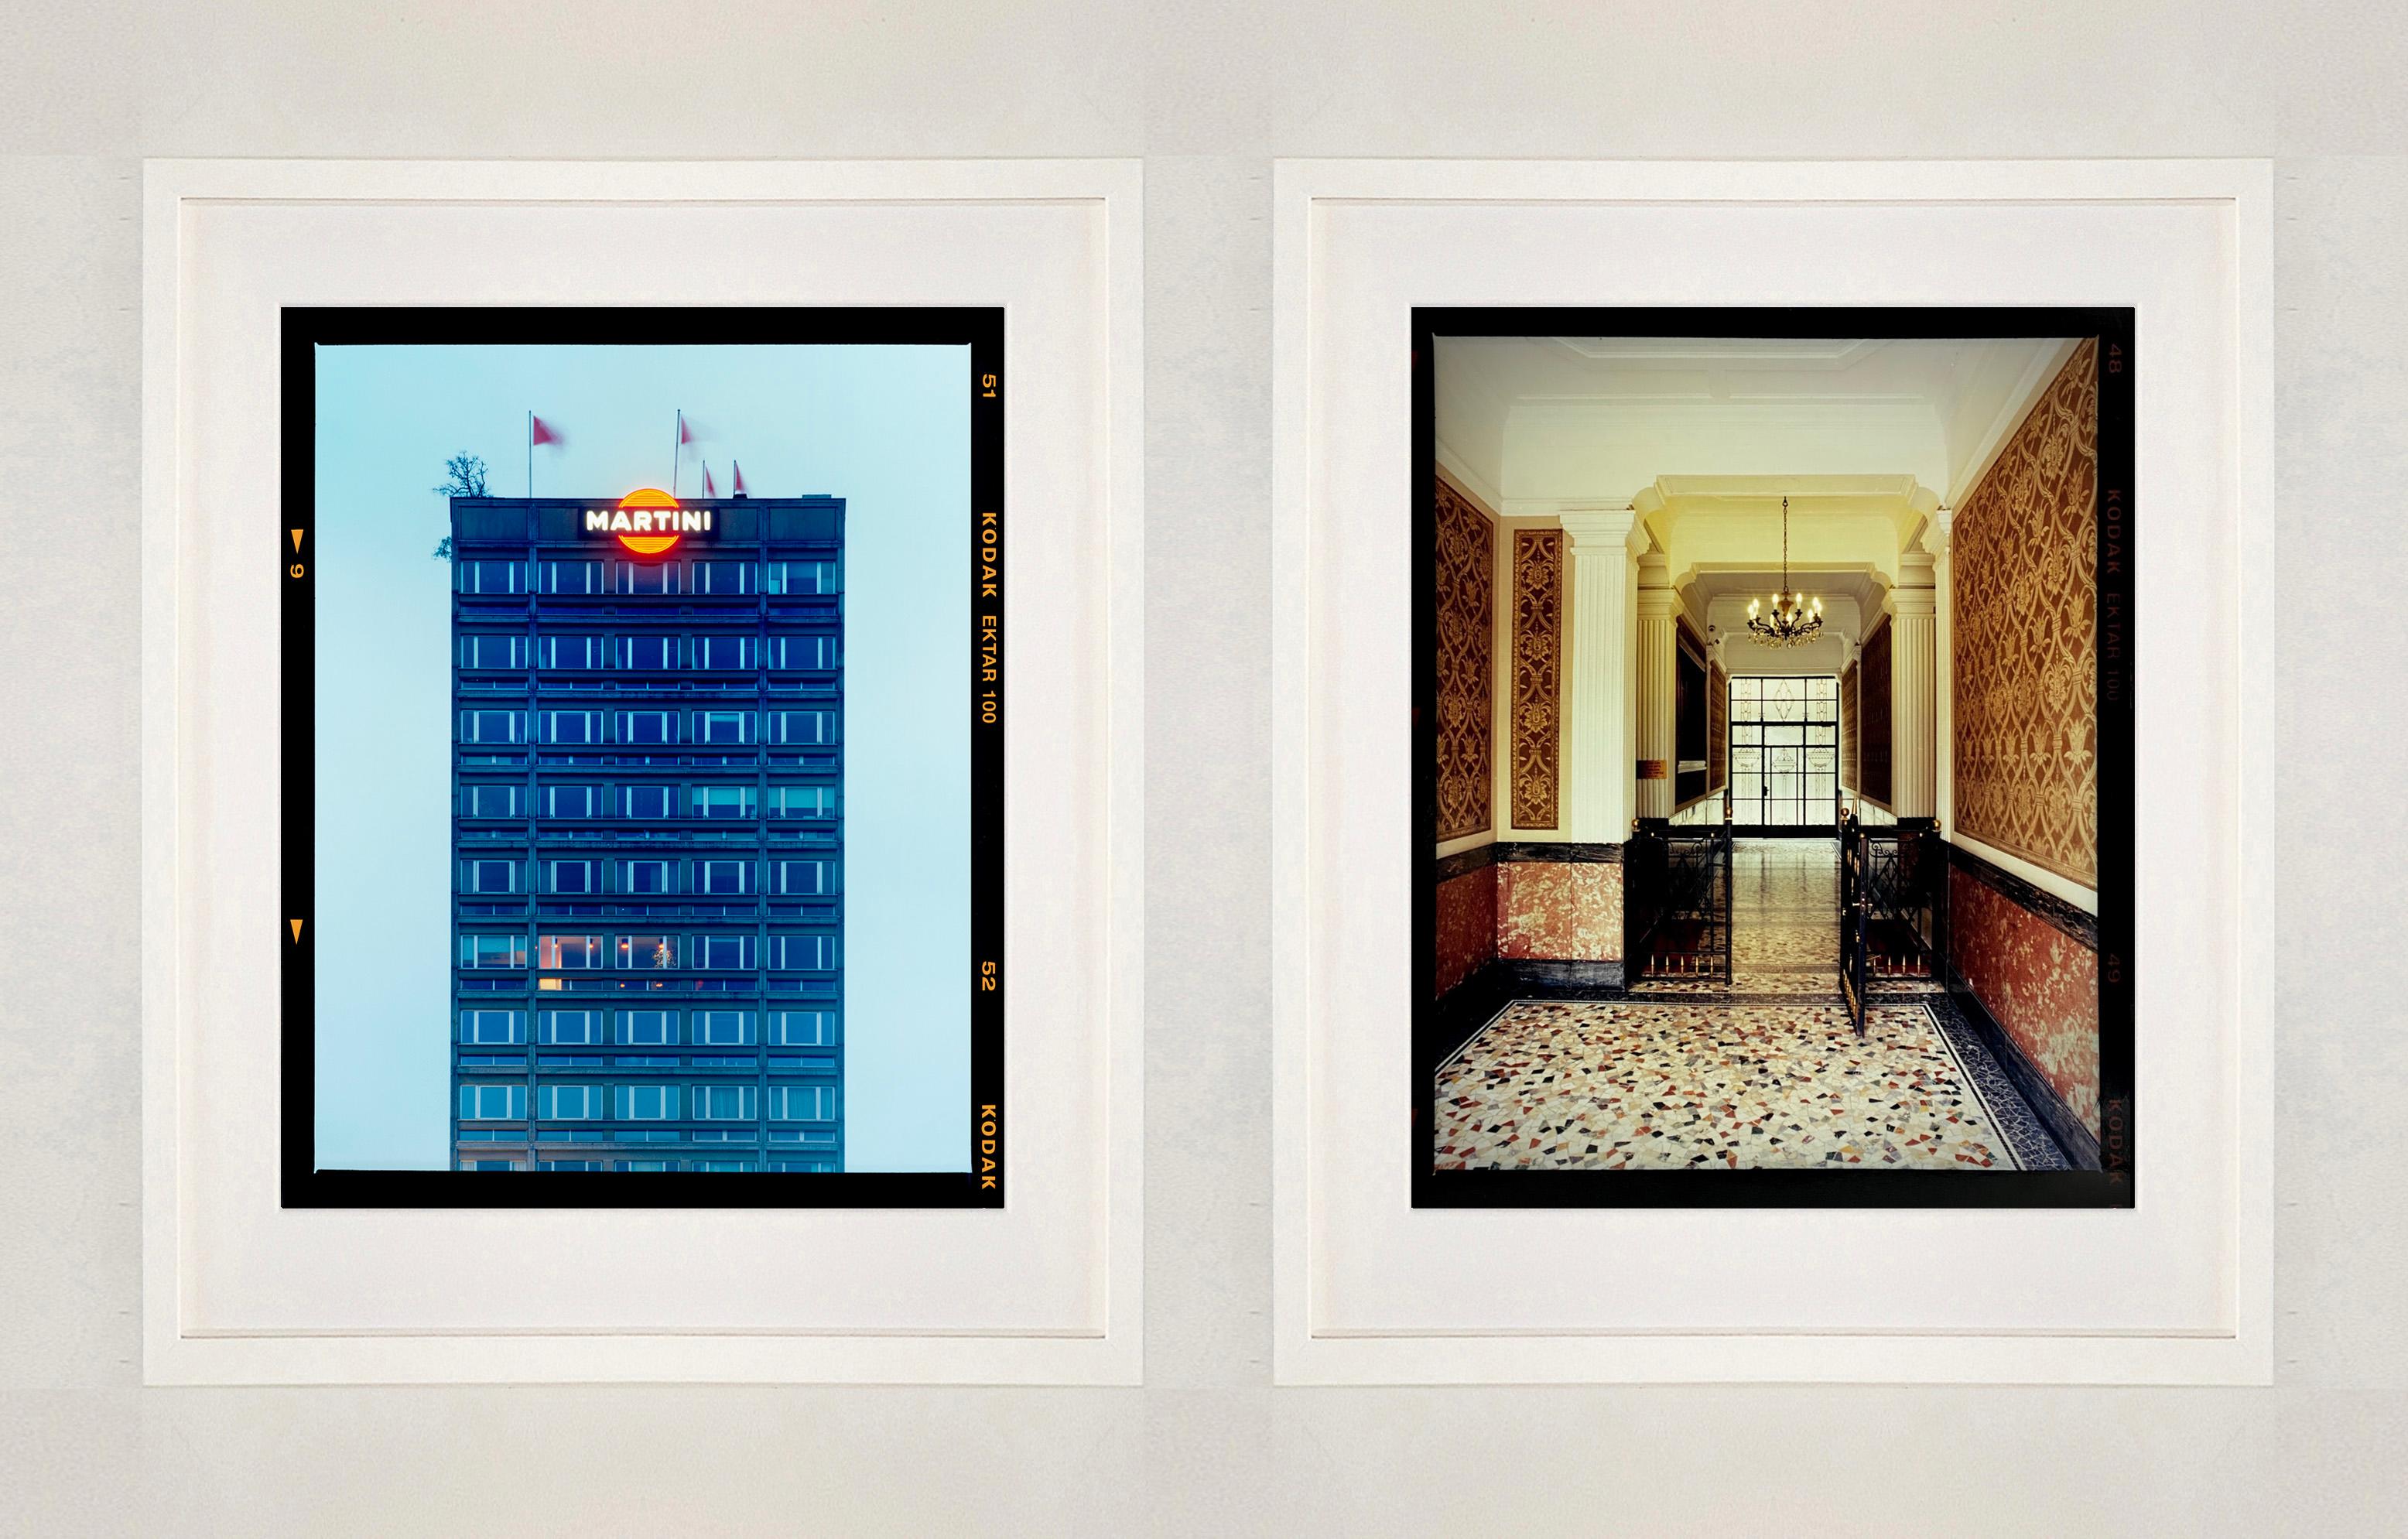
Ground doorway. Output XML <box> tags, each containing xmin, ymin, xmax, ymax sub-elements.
<box><xmin>1726</xmin><ymin>674</ymin><xmax>1839</xmax><ymax>833</ymax></box>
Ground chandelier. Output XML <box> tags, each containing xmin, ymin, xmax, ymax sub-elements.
<box><xmin>1746</xmin><ymin>496</ymin><xmax>1824</xmax><ymax>648</ymax></box>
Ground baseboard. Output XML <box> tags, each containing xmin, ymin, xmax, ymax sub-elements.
<box><xmin>1431</xmin><ymin>959</ymin><xmax>1626</xmax><ymax>1062</ymax></box>
<box><xmin>1944</xmin><ymin>967</ymin><xmax>2102</xmax><ymax>1171</ymax></box>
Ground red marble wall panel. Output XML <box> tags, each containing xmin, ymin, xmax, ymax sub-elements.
<box><xmin>1497</xmin><ymin>860</ymin><xmax>1623</xmax><ymax>962</ymax></box>
<box><xmin>1950</xmin><ymin>866</ymin><xmax>2100</xmax><ymax>1137</ymax></box>
<box><xmin>1435</xmin><ymin>864</ymin><xmax>1497</xmax><ymax>998</ymax></box>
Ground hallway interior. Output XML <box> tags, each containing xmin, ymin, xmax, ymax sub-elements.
<box><xmin>1435</xmin><ymin>839</ymin><xmax>2069</xmax><ymax>1172</ymax></box>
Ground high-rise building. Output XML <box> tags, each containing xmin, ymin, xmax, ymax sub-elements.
<box><xmin>447</xmin><ymin>491</ymin><xmax>844</xmax><ymax>1172</ymax></box>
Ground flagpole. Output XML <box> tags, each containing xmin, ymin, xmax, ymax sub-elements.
<box><xmin>526</xmin><ymin>410</ymin><xmax>533</xmax><ymax>498</ymax></box>
<box><xmin>672</xmin><ymin>409</ymin><xmax>682</xmax><ymax>495</ymax></box>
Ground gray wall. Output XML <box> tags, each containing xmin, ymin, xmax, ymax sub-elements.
<box><xmin>4</xmin><ymin>2</ymin><xmax>2404</xmax><ymax>1532</ymax></box>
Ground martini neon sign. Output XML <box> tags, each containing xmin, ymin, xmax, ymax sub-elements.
<box><xmin>584</xmin><ymin>487</ymin><xmax>713</xmax><ymax>556</ymax></box>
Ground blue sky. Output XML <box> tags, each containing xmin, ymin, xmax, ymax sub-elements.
<box><xmin>313</xmin><ymin>341</ymin><xmax>969</xmax><ymax>1171</ymax></box>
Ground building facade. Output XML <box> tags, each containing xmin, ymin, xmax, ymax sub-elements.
<box><xmin>448</xmin><ymin>492</ymin><xmax>844</xmax><ymax>1172</ymax></box>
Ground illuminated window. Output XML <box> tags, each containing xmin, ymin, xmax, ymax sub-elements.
<box><xmin>693</xmin><ymin>1084</ymin><xmax>757</xmax><ymax>1120</ymax></box>
<box><xmin>458</xmin><ymin>1009</ymin><xmax>525</xmax><ymax>1045</ymax></box>
<box><xmin>615</xmin><ymin>934</ymin><xmax>679</xmax><ymax>970</ymax></box>
<box><xmin>460</xmin><ymin>934</ymin><xmax>528</xmax><ymax>970</ymax></box>
<box><xmin>536</xmin><ymin>1010</ymin><xmax>602</xmax><ymax>1045</ymax></box>
<box><xmin>693</xmin><ymin>1011</ymin><xmax>757</xmax><ymax>1047</ymax></box>
<box><xmin>537</xmin><ymin>934</ymin><xmax>604</xmax><ymax>970</ymax></box>
<box><xmin>771</xmin><ymin>859</ymin><xmax>834</xmax><ymax>896</ymax></box>
<box><xmin>618</xmin><ymin>859</ymin><xmax>672</xmax><ymax>894</ymax></box>
<box><xmin>768</xmin><ymin>1011</ymin><xmax>838</xmax><ymax>1046</ymax></box>
<box><xmin>617</xmin><ymin>1011</ymin><xmax>679</xmax><ymax>1047</ymax></box>
<box><xmin>618</xmin><ymin>634</ymin><xmax>677</xmax><ymax>669</ymax></box>
<box><xmin>770</xmin><ymin>1085</ymin><xmax>836</xmax><ymax>1122</ymax></box>
<box><xmin>460</xmin><ymin>710</ymin><xmax>524</xmax><ymax>744</ymax></box>
<box><xmin>457</xmin><ymin>1082</ymin><xmax>526</xmax><ymax>1120</ymax></box>
<box><xmin>694</xmin><ymin>563</ymin><xmax>754</xmax><ymax>596</ymax></box>
<box><xmin>613</xmin><ymin>1084</ymin><xmax>679</xmax><ymax>1120</ymax></box>
<box><xmin>615</xmin><ymin>711</ymin><xmax>675</xmax><ymax>746</ymax></box>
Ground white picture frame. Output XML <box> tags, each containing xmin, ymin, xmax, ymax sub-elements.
<box><xmin>1271</xmin><ymin>159</ymin><xmax>2272</xmax><ymax>1384</ymax></box>
<box><xmin>142</xmin><ymin>159</ymin><xmax>1144</xmax><ymax>1385</ymax></box>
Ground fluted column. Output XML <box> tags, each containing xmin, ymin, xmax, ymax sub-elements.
<box><xmin>1558</xmin><ymin>508</ymin><xmax>1640</xmax><ymax>842</ymax></box>
<box><xmin>1928</xmin><ymin>509</ymin><xmax>1955</xmax><ymax>835</ymax></box>
<box><xmin>1634</xmin><ymin>542</ymin><xmax>1676</xmax><ymax>821</ymax></box>
<box><xmin>1890</xmin><ymin>542</ymin><xmax>1938</xmax><ymax>820</ymax></box>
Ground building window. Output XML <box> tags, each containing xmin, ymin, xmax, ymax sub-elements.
<box><xmin>460</xmin><ymin>934</ymin><xmax>528</xmax><ymax>970</ymax></box>
<box><xmin>543</xmin><ymin>784</ymin><xmax>598</xmax><ymax>818</ymax></box>
<box><xmin>545</xmin><ymin>860</ymin><xmax>597</xmax><ymax>894</ymax></box>
<box><xmin>765</xmin><ymin>634</ymin><xmax>837</xmax><ymax>670</ymax></box>
<box><xmin>768</xmin><ymin>1010</ymin><xmax>838</xmax><ymax>1046</ymax></box>
<box><xmin>460</xmin><ymin>633</ymin><xmax>527</xmax><ymax>668</ymax></box>
<box><xmin>695</xmin><ymin>935</ymin><xmax>757</xmax><ymax>970</ymax></box>
<box><xmin>697</xmin><ymin>860</ymin><xmax>754</xmax><ymax>895</ymax></box>
<box><xmin>458</xmin><ymin>1008</ymin><xmax>525</xmax><ymax>1045</ymax></box>
<box><xmin>537</xmin><ymin>1010</ymin><xmax>602</xmax><ymax>1045</ymax></box>
<box><xmin>537</xmin><ymin>934</ymin><xmax>604</xmax><ymax>970</ymax></box>
<box><xmin>771</xmin><ymin>859</ymin><xmax>834</xmax><ymax>895</ymax></box>
<box><xmin>617</xmin><ymin>1011</ymin><xmax>679</xmax><ymax>1046</ymax></box>
<box><xmin>537</xmin><ymin>1159</ymin><xmax>606</xmax><ymax>1171</ymax></box>
<box><xmin>537</xmin><ymin>710</ymin><xmax>603</xmax><ymax>746</ymax></box>
<box><xmin>768</xmin><ymin>1160</ymin><xmax>836</xmax><ymax>1172</ymax></box>
<box><xmin>693</xmin><ymin>1084</ymin><xmax>758</xmax><ymax>1121</ymax></box>
<box><xmin>765</xmin><ymin>710</ymin><xmax>837</xmax><ymax>745</ymax></box>
<box><xmin>696</xmin><ymin>635</ymin><xmax>756</xmax><ymax>670</ymax></box>
<box><xmin>458</xmin><ymin>559</ymin><xmax>525</xmax><ymax>595</ymax></box>
<box><xmin>618</xmin><ymin>634</ymin><xmax>678</xmax><ymax>670</ymax></box>
<box><xmin>538</xmin><ymin>559</ymin><xmax>603</xmax><ymax>594</ymax></box>
<box><xmin>457</xmin><ymin>1082</ymin><xmax>527</xmax><ymax>1120</ymax></box>
<box><xmin>770</xmin><ymin>1084</ymin><xmax>836</xmax><ymax>1122</ymax></box>
<box><xmin>764</xmin><ymin>560</ymin><xmax>839</xmax><ymax>595</ymax></box>
<box><xmin>615</xmin><ymin>934</ymin><xmax>679</xmax><ymax>970</ymax></box>
<box><xmin>767</xmin><ymin>785</ymin><xmax>836</xmax><ymax>819</ymax></box>
<box><xmin>536</xmin><ymin>1084</ymin><xmax>605</xmax><ymax>1121</ymax></box>
<box><xmin>618</xmin><ymin>859</ymin><xmax>672</xmax><ymax>895</ymax></box>
<box><xmin>464</xmin><ymin>859</ymin><xmax>518</xmax><ymax>894</ymax></box>
<box><xmin>615</xmin><ymin>711</ymin><xmax>675</xmax><ymax>747</ymax></box>
<box><xmin>693</xmin><ymin>1010</ymin><xmax>758</xmax><ymax>1046</ymax></box>
<box><xmin>693</xmin><ymin>1160</ymin><xmax>758</xmax><ymax>1172</ymax></box>
<box><xmin>617</xmin><ymin>562</ymin><xmax>679</xmax><ymax>596</ymax></box>
<box><xmin>696</xmin><ymin>710</ymin><xmax>755</xmax><ymax>745</ymax></box>
<box><xmin>693</xmin><ymin>563</ymin><xmax>755</xmax><ymax>596</ymax></box>
<box><xmin>538</xmin><ymin>634</ymin><xmax>607</xmax><ymax>670</ymax></box>
<box><xmin>768</xmin><ymin>934</ymin><xmax>836</xmax><ymax>970</ymax></box>
<box><xmin>463</xmin><ymin>784</ymin><xmax>522</xmax><ymax>817</ymax></box>
<box><xmin>621</xmin><ymin>785</ymin><xmax>674</xmax><ymax>819</ymax></box>
<box><xmin>696</xmin><ymin>785</ymin><xmax>756</xmax><ymax>820</ymax></box>
<box><xmin>616</xmin><ymin>1160</ymin><xmax>669</xmax><ymax>1171</ymax></box>
<box><xmin>460</xmin><ymin>710</ymin><xmax>524</xmax><ymax>744</ymax></box>
<box><xmin>1728</xmin><ymin>675</ymin><xmax>1840</xmax><ymax>829</ymax></box>
<box><xmin>613</xmin><ymin>1084</ymin><xmax>679</xmax><ymax>1120</ymax></box>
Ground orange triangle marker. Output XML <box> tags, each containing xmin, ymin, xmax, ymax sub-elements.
<box><xmin>289</xmin><ymin>918</ymin><xmax>303</xmax><ymax>943</ymax></box>
<box><xmin>289</xmin><ymin>529</ymin><xmax>304</xmax><ymax>552</ymax></box>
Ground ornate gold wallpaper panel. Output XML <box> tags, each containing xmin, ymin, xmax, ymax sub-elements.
<box><xmin>1838</xmin><ymin>663</ymin><xmax>1859</xmax><ymax>790</ymax></box>
<box><xmin>1509</xmin><ymin>528</ymin><xmax>1564</xmax><ymax>829</ymax></box>
<box><xmin>1707</xmin><ymin>660</ymin><xmax>1728</xmax><ymax>791</ymax></box>
<box><xmin>1860</xmin><ymin>622</ymin><xmax>1893</xmax><ymax>807</ymax></box>
<box><xmin>1435</xmin><ymin>477</ymin><xmax>1494</xmax><ymax>841</ymax></box>
<box><xmin>1953</xmin><ymin>339</ymin><xmax>2099</xmax><ymax>887</ymax></box>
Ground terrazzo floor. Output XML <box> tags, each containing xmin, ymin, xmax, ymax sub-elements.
<box><xmin>1434</xmin><ymin>840</ymin><xmax>2067</xmax><ymax>1171</ymax></box>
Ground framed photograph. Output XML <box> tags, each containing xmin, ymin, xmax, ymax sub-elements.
<box><xmin>1274</xmin><ymin>160</ymin><xmax>2270</xmax><ymax>1383</ymax></box>
<box><xmin>144</xmin><ymin>159</ymin><xmax>1142</xmax><ymax>1383</ymax></box>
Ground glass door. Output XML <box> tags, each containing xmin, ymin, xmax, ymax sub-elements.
<box><xmin>1727</xmin><ymin>675</ymin><xmax>1838</xmax><ymax>830</ymax></box>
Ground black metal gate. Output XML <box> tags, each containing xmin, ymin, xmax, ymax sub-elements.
<box><xmin>1837</xmin><ymin>812</ymin><xmax>1869</xmax><ymax>1035</ymax></box>
<box><xmin>1631</xmin><ymin>809</ymin><xmax>1732</xmax><ymax>981</ymax></box>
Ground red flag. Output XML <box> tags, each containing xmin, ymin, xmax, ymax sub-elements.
<box><xmin>529</xmin><ymin>414</ymin><xmax>563</xmax><ymax>446</ymax></box>
<box><xmin>731</xmin><ymin>460</ymin><xmax>747</xmax><ymax>495</ymax></box>
<box><xmin>703</xmin><ymin>463</ymin><xmax>717</xmax><ymax>498</ymax></box>
<box><xmin>679</xmin><ymin>415</ymin><xmax>696</xmax><ymax>444</ymax></box>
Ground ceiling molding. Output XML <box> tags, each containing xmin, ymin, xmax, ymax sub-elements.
<box><xmin>1948</xmin><ymin>337</ymin><xmax>2080</xmax><ymax>507</ymax></box>
<box><xmin>1434</xmin><ymin>439</ymin><xmax>1505</xmax><ymax>516</ymax></box>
